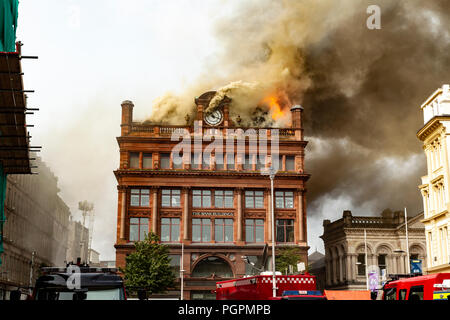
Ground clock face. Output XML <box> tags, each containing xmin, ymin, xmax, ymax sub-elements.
<box><xmin>204</xmin><ymin>109</ymin><xmax>223</xmax><ymax>126</ymax></box>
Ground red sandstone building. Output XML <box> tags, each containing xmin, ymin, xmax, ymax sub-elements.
<box><xmin>114</xmin><ymin>91</ymin><xmax>310</xmax><ymax>299</ymax></box>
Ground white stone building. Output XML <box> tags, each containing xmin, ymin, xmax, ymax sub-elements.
<box><xmin>417</xmin><ymin>84</ymin><xmax>450</xmax><ymax>273</ymax></box>
<box><xmin>321</xmin><ymin>210</ymin><xmax>426</xmax><ymax>291</ymax></box>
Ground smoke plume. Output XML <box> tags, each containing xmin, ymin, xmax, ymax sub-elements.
<box><xmin>146</xmin><ymin>0</ymin><xmax>450</xmax><ymax>247</ymax></box>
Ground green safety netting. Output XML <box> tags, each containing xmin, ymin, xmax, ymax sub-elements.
<box><xmin>0</xmin><ymin>0</ymin><xmax>19</xmax><ymax>52</ymax></box>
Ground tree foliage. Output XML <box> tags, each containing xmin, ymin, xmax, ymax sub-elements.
<box><xmin>275</xmin><ymin>247</ymin><xmax>302</xmax><ymax>274</ymax></box>
<box><xmin>120</xmin><ymin>232</ymin><xmax>175</xmax><ymax>294</ymax></box>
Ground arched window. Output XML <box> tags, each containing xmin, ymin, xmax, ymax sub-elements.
<box><xmin>191</xmin><ymin>256</ymin><xmax>233</xmax><ymax>278</ymax></box>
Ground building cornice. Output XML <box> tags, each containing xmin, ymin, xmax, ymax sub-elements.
<box><xmin>421</xmin><ymin>87</ymin><xmax>444</xmax><ymax>109</ymax></box>
<box><xmin>114</xmin><ymin>169</ymin><xmax>311</xmax><ymax>180</ymax></box>
<box><xmin>430</xmin><ymin>174</ymin><xmax>444</xmax><ymax>185</ymax></box>
<box><xmin>417</xmin><ymin>116</ymin><xmax>448</xmax><ymax>141</ymax></box>
<box><xmin>114</xmin><ymin>243</ymin><xmax>304</xmax><ymax>250</ymax></box>
<box><xmin>116</xmin><ymin>135</ymin><xmax>309</xmax><ymax>147</ymax></box>
<box><xmin>421</xmin><ymin>209</ymin><xmax>448</xmax><ymax>223</ymax></box>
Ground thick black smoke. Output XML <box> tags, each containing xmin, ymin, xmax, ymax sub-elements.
<box><xmin>152</xmin><ymin>1</ymin><xmax>449</xmax><ymax>226</ymax></box>
<box><xmin>301</xmin><ymin>1</ymin><xmax>450</xmax><ymax>218</ymax></box>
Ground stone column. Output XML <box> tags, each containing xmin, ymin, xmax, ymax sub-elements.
<box><xmin>399</xmin><ymin>254</ymin><xmax>405</xmax><ymax>274</ymax></box>
<box><xmin>119</xmin><ymin>188</ymin><xmax>126</xmax><ymax>240</ymax></box>
<box><xmin>326</xmin><ymin>259</ymin><xmax>332</xmax><ymax>286</ymax></box>
<box><xmin>339</xmin><ymin>255</ymin><xmax>344</xmax><ymax>283</ymax></box>
<box><xmin>331</xmin><ymin>256</ymin><xmax>337</xmax><ymax>285</ymax></box>
<box><xmin>387</xmin><ymin>255</ymin><xmax>393</xmax><ymax>275</ymax></box>
<box><xmin>346</xmin><ymin>254</ymin><xmax>353</xmax><ymax>283</ymax></box>
<box><xmin>393</xmin><ymin>255</ymin><xmax>398</xmax><ymax>274</ymax></box>
<box><xmin>236</xmin><ymin>188</ymin><xmax>243</xmax><ymax>242</ymax></box>
<box><xmin>152</xmin><ymin>188</ymin><xmax>158</xmax><ymax>233</ymax></box>
<box><xmin>183</xmin><ymin>188</ymin><xmax>190</xmax><ymax>240</ymax></box>
<box><xmin>333</xmin><ymin>256</ymin><xmax>337</xmax><ymax>284</ymax></box>
<box><xmin>353</xmin><ymin>254</ymin><xmax>358</xmax><ymax>280</ymax></box>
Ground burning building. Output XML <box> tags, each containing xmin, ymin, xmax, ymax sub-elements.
<box><xmin>114</xmin><ymin>91</ymin><xmax>310</xmax><ymax>299</ymax></box>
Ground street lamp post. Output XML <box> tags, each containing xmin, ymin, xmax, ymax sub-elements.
<box><xmin>364</xmin><ymin>229</ymin><xmax>369</xmax><ymax>291</ymax></box>
<box><xmin>269</xmin><ymin>170</ymin><xmax>277</xmax><ymax>298</ymax></box>
<box><xmin>404</xmin><ymin>207</ymin><xmax>410</xmax><ymax>274</ymax></box>
<box><xmin>180</xmin><ymin>242</ymin><xmax>185</xmax><ymax>300</ymax></box>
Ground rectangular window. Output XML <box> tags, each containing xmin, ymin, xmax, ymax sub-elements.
<box><xmin>255</xmin><ymin>154</ymin><xmax>266</xmax><ymax>171</ymax></box>
<box><xmin>129</xmin><ymin>217</ymin><xmax>148</xmax><ymax>242</ymax></box>
<box><xmin>383</xmin><ymin>288</ymin><xmax>396</xmax><ymax>301</ymax></box>
<box><xmin>172</xmin><ymin>152</ymin><xmax>183</xmax><ymax>169</ymax></box>
<box><xmin>130</xmin><ymin>189</ymin><xmax>150</xmax><ymax>207</ymax></box>
<box><xmin>192</xmin><ymin>218</ymin><xmax>211</xmax><ymax>242</ymax></box>
<box><xmin>161</xmin><ymin>189</ymin><xmax>181</xmax><ymax>207</ymax></box>
<box><xmin>276</xmin><ymin>219</ymin><xmax>294</xmax><ymax>243</ymax></box>
<box><xmin>285</xmin><ymin>156</ymin><xmax>295</xmax><ymax>171</ymax></box>
<box><xmin>245</xmin><ymin>190</ymin><xmax>264</xmax><ymax>208</ymax></box>
<box><xmin>226</xmin><ymin>153</ymin><xmax>235</xmax><ymax>170</ymax></box>
<box><xmin>357</xmin><ymin>254</ymin><xmax>366</xmax><ymax>276</ymax></box>
<box><xmin>378</xmin><ymin>254</ymin><xmax>387</xmax><ymax>272</ymax></box>
<box><xmin>160</xmin><ymin>153</ymin><xmax>171</xmax><ymax>169</ymax></box>
<box><xmin>243</xmin><ymin>154</ymin><xmax>253</xmax><ymax>170</ymax></box>
<box><xmin>214</xmin><ymin>190</ymin><xmax>234</xmax><ymax>208</ymax></box>
<box><xmin>192</xmin><ymin>190</ymin><xmax>212</xmax><ymax>208</ymax></box>
<box><xmin>245</xmin><ymin>219</ymin><xmax>264</xmax><ymax>243</ymax></box>
<box><xmin>215</xmin><ymin>219</ymin><xmax>234</xmax><ymax>242</ymax></box>
<box><xmin>202</xmin><ymin>153</ymin><xmax>211</xmax><ymax>170</ymax></box>
<box><xmin>408</xmin><ymin>286</ymin><xmax>424</xmax><ymax>300</ymax></box>
<box><xmin>129</xmin><ymin>152</ymin><xmax>140</xmax><ymax>169</ymax></box>
<box><xmin>169</xmin><ymin>255</ymin><xmax>181</xmax><ymax>278</ymax></box>
<box><xmin>275</xmin><ymin>191</ymin><xmax>294</xmax><ymax>209</ymax></box>
<box><xmin>161</xmin><ymin>218</ymin><xmax>180</xmax><ymax>242</ymax></box>
<box><xmin>191</xmin><ymin>153</ymin><xmax>200</xmax><ymax>169</ymax></box>
<box><xmin>143</xmin><ymin>153</ymin><xmax>152</xmax><ymax>168</ymax></box>
<box><xmin>215</xmin><ymin>153</ymin><xmax>224</xmax><ymax>170</ymax></box>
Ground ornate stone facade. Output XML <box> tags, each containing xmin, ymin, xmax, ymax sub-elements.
<box><xmin>321</xmin><ymin>210</ymin><xmax>426</xmax><ymax>291</ymax></box>
<box><xmin>114</xmin><ymin>92</ymin><xmax>310</xmax><ymax>299</ymax></box>
<box><xmin>417</xmin><ymin>84</ymin><xmax>450</xmax><ymax>274</ymax></box>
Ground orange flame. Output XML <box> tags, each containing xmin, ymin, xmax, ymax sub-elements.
<box><xmin>262</xmin><ymin>96</ymin><xmax>284</xmax><ymax>121</ymax></box>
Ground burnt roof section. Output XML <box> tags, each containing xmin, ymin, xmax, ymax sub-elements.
<box><xmin>0</xmin><ymin>42</ymin><xmax>36</xmax><ymax>174</ymax></box>
<box><xmin>195</xmin><ymin>91</ymin><xmax>231</xmax><ymax>107</ymax></box>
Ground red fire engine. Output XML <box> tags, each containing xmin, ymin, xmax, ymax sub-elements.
<box><xmin>215</xmin><ymin>273</ymin><xmax>324</xmax><ymax>300</ymax></box>
<box><xmin>382</xmin><ymin>273</ymin><xmax>450</xmax><ymax>300</ymax></box>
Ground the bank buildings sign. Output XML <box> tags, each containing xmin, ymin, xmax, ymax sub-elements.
<box><xmin>192</xmin><ymin>212</ymin><xmax>234</xmax><ymax>217</ymax></box>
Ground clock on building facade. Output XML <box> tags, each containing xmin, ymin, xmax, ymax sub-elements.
<box><xmin>204</xmin><ymin>109</ymin><xmax>224</xmax><ymax>126</ymax></box>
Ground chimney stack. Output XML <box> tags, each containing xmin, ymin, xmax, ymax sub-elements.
<box><xmin>290</xmin><ymin>105</ymin><xmax>303</xmax><ymax>127</ymax></box>
<box><xmin>291</xmin><ymin>105</ymin><xmax>304</xmax><ymax>140</ymax></box>
<box><xmin>121</xmin><ymin>100</ymin><xmax>134</xmax><ymax>136</ymax></box>
<box><xmin>343</xmin><ymin>210</ymin><xmax>352</xmax><ymax>225</ymax></box>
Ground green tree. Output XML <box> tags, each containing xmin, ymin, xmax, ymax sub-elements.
<box><xmin>120</xmin><ymin>232</ymin><xmax>175</xmax><ymax>294</ymax></box>
<box><xmin>275</xmin><ymin>247</ymin><xmax>303</xmax><ymax>274</ymax></box>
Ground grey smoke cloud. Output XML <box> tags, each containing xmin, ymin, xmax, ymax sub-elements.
<box><xmin>147</xmin><ymin>0</ymin><xmax>450</xmax><ymax>251</ymax></box>
<box><xmin>19</xmin><ymin>1</ymin><xmax>450</xmax><ymax>258</ymax></box>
